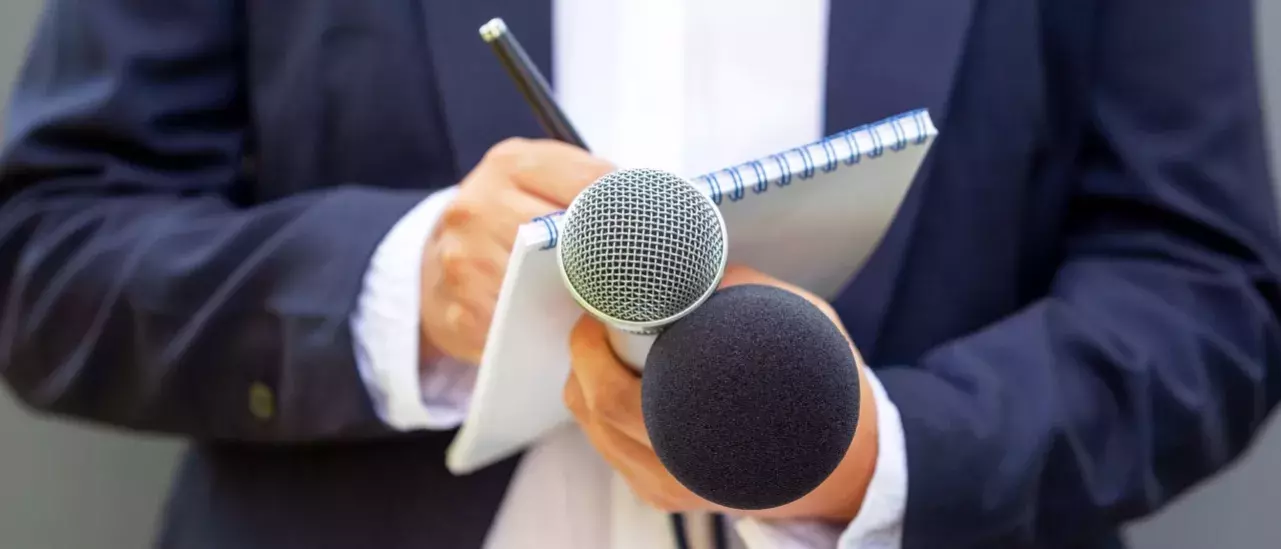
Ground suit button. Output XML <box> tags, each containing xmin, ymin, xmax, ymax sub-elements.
<box><xmin>249</xmin><ymin>382</ymin><xmax>275</xmax><ymax>420</ymax></box>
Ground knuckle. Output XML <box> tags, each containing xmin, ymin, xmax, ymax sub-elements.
<box><xmin>485</xmin><ymin>137</ymin><xmax>530</xmax><ymax>166</ymax></box>
<box><xmin>436</xmin><ymin>248</ymin><xmax>481</xmax><ymax>291</ymax></box>
<box><xmin>439</xmin><ymin>246</ymin><xmax>467</xmax><ymax>282</ymax></box>
<box><xmin>441</xmin><ymin>194</ymin><xmax>483</xmax><ymax>226</ymax></box>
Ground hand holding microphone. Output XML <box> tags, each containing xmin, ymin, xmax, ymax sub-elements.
<box><xmin>558</xmin><ymin>168</ymin><xmax>878</xmax><ymax>519</ymax></box>
<box><xmin>563</xmin><ymin>265</ymin><xmax>878</xmax><ymax>519</ymax></box>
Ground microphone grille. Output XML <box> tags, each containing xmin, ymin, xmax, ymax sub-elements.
<box><xmin>559</xmin><ymin>168</ymin><xmax>727</xmax><ymax>327</ymax></box>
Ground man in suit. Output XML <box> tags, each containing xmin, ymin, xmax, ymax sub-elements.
<box><xmin>0</xmin><ymin>0</ymin><xmax>1277</xmax><ymax>548</ymax></box>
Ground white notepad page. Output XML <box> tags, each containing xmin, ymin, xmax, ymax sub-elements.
<box><xmin>447</xmin><ymin>109</ymin><xmax>938</xmax><ymax>474</ymax></box>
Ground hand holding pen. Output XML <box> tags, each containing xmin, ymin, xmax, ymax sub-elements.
<box><xmin>416</xmin><ymin>21</ymin><xmax>609</xmax><ymax>365</ymax></box>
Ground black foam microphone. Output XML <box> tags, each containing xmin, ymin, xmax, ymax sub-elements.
<box><xmin>641</xmin><ymin>284</ymin><xmax>861</xmax><ymax>510</ymax></box>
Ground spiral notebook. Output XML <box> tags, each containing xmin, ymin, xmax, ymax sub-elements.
<box><xmin>446</xmin><ymin>109</ymin><xmax>938</xmax><ymax>474</ymax></box>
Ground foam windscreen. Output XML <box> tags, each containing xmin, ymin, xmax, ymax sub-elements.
<box><xmin>641</xmin><ymin>284</ymin><xmax>861</xmax><ymax>510</ymax></box>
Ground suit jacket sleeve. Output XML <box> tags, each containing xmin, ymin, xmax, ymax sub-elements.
<box><xmin>0</xmin><ymin>0</ymin><xmax>429</xmax><ymax>441</ymax></box>
<box><xmin>878</xmin><ymin>1</ymin><xmax>1281</xmax><ymax>547</ymax></box>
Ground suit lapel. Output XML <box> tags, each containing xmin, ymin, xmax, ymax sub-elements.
<box><xmin>417</xmin><ymin>0</ymin><xmax>553</xmax><ymax>174</ymax></box>
<box><xmin>824</xmin><ymin>0</ymin><xmax>976</xmax><ymax>358</ymax></box>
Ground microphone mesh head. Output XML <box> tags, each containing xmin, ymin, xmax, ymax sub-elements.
<box><xmin>559</xmin><ymin>168</ymin><xmax>727</xmax><ymax>327</ymax></box>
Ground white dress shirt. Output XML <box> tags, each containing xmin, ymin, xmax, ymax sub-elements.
<box><xmin>348</xmin><ymin>1</ymin><xmax>908</xmax><ymax>547</ymax></box>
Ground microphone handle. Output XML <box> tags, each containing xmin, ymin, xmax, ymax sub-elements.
<box><xmin>605</xmin><ymin>327</ymin><xmax>658</xmax><ymax>372</ymax></box>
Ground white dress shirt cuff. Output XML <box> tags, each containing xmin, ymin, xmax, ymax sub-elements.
<box><xmin>734</xmin><ymin>368</ymin><xmax>907</xmax><ymax>549</ymax></box>
<box><xmin>350</xmin><ymin>185</ymin><xmax>478</xmax><ymax>431</ymax></box>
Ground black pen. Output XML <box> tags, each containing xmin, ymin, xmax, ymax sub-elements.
<box><xmin>479</xmin><ymin>18</ymin><xmax>588</xmax><ymax>150</ymax></box>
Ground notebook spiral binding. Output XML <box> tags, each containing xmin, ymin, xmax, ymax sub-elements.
<box><xmin>531</xmin><ymin>108</ymin><xmax>935</xmax><ymax>250</ymax></box>
<box><xmin>695</xmin><ymin>108</ymin><xmax>933</xmax><ymax>206</ymax></box>
<box><xmin>533</xmin><ymin>213</ymin><xmax>563</xmax><ymax>250</ymax></box>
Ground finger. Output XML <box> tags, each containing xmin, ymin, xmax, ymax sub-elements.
<box><xmin>485</xmin><ymin>188</ymin><xmax>562</xmax><ymax>249</ymax></box>
<box><xmin>718</xmin><ymin>264</ymin><xmax>798</xmax><ymax>291</ymax></box>
<box><xmin>568</xmin><ymin>316</ymin><xmax>651</xmax><ymax>445</ymax></box>
<box><xmin>428</xmin><ymin>238</ymin><xmax>503</xmax><ymax>352</ymax></box>
<box><xmin>567</xmin><ymin>370</ymin><xmax>720</xmax><ymax>513</ymax></box>
<box><xmin>434</xmin><ymin>234</ymin><xmax>506</xmax><ymax>322</ymax></box>
<box><xmin>569</xmin><ymin>388</ymin><xmax>687</xmax><ymax>509</ymax></box>
<box><xmin>425</xmin><ymin>306</ymin><xmax>484</xmax><ymax>364</ymax></box>
<box><xmin>453</xmin><ymin>235</ymin><xmax>507</xmax><ymax>297</ymax></box>
<box><xmin>443</xmin><ymin>283</ymin><xmax>504</xmax><ymax>360</ymax></box>
<box><xmin>504</xmin><ymin>140</ymin><xmax>614</xmax><ymax>206</ymax></box>
<box><xmin>565</xmin><ymin>371</ymin><xmax>647</xmax><ymax>480</ymax></box>
<box><xmin>450</xmin><ymin>299</ymin><xmax>491</xmax><ymax>353</ymax></box>
<box><xmin>441</xmin><ymin>312</ymin><xmax>485</xmax><ymax>363</ymax></box>
<box><xmin>440</xmin><ymin>231</ymin><xmax>510</xmax><ymax>283</ymax></box>
<box><xmin>451</xmin><ymin>226</ymin><xmax>527</xmax><ymax>332</ymax></box>
<box><xmin>588</xmin><ymin>417</ymin><xmax>714</xmax><ymax>512</ymax></box>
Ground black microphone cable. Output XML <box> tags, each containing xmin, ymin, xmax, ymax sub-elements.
<box><xmin>669</xmin><ymin>513</ymin><xmax>729</xmax><ymax>549</ymax></box>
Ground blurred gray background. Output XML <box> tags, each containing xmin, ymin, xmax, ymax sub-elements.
<box><xmin>0</xmin><ymin>1</ymin><xmax>1278</xmax><ymax>548</ymax></box>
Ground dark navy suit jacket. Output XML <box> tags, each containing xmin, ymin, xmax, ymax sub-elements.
<box><xmin>1</xmin><ymin>0</ymin><xmax>1277</xmax><ymax>547</ymax></box>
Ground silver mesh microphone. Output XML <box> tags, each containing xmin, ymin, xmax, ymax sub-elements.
<box><xmin>557</xmin><ymin>168</ymin><xmax>728</xmax><ymax>369</ymax></box>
